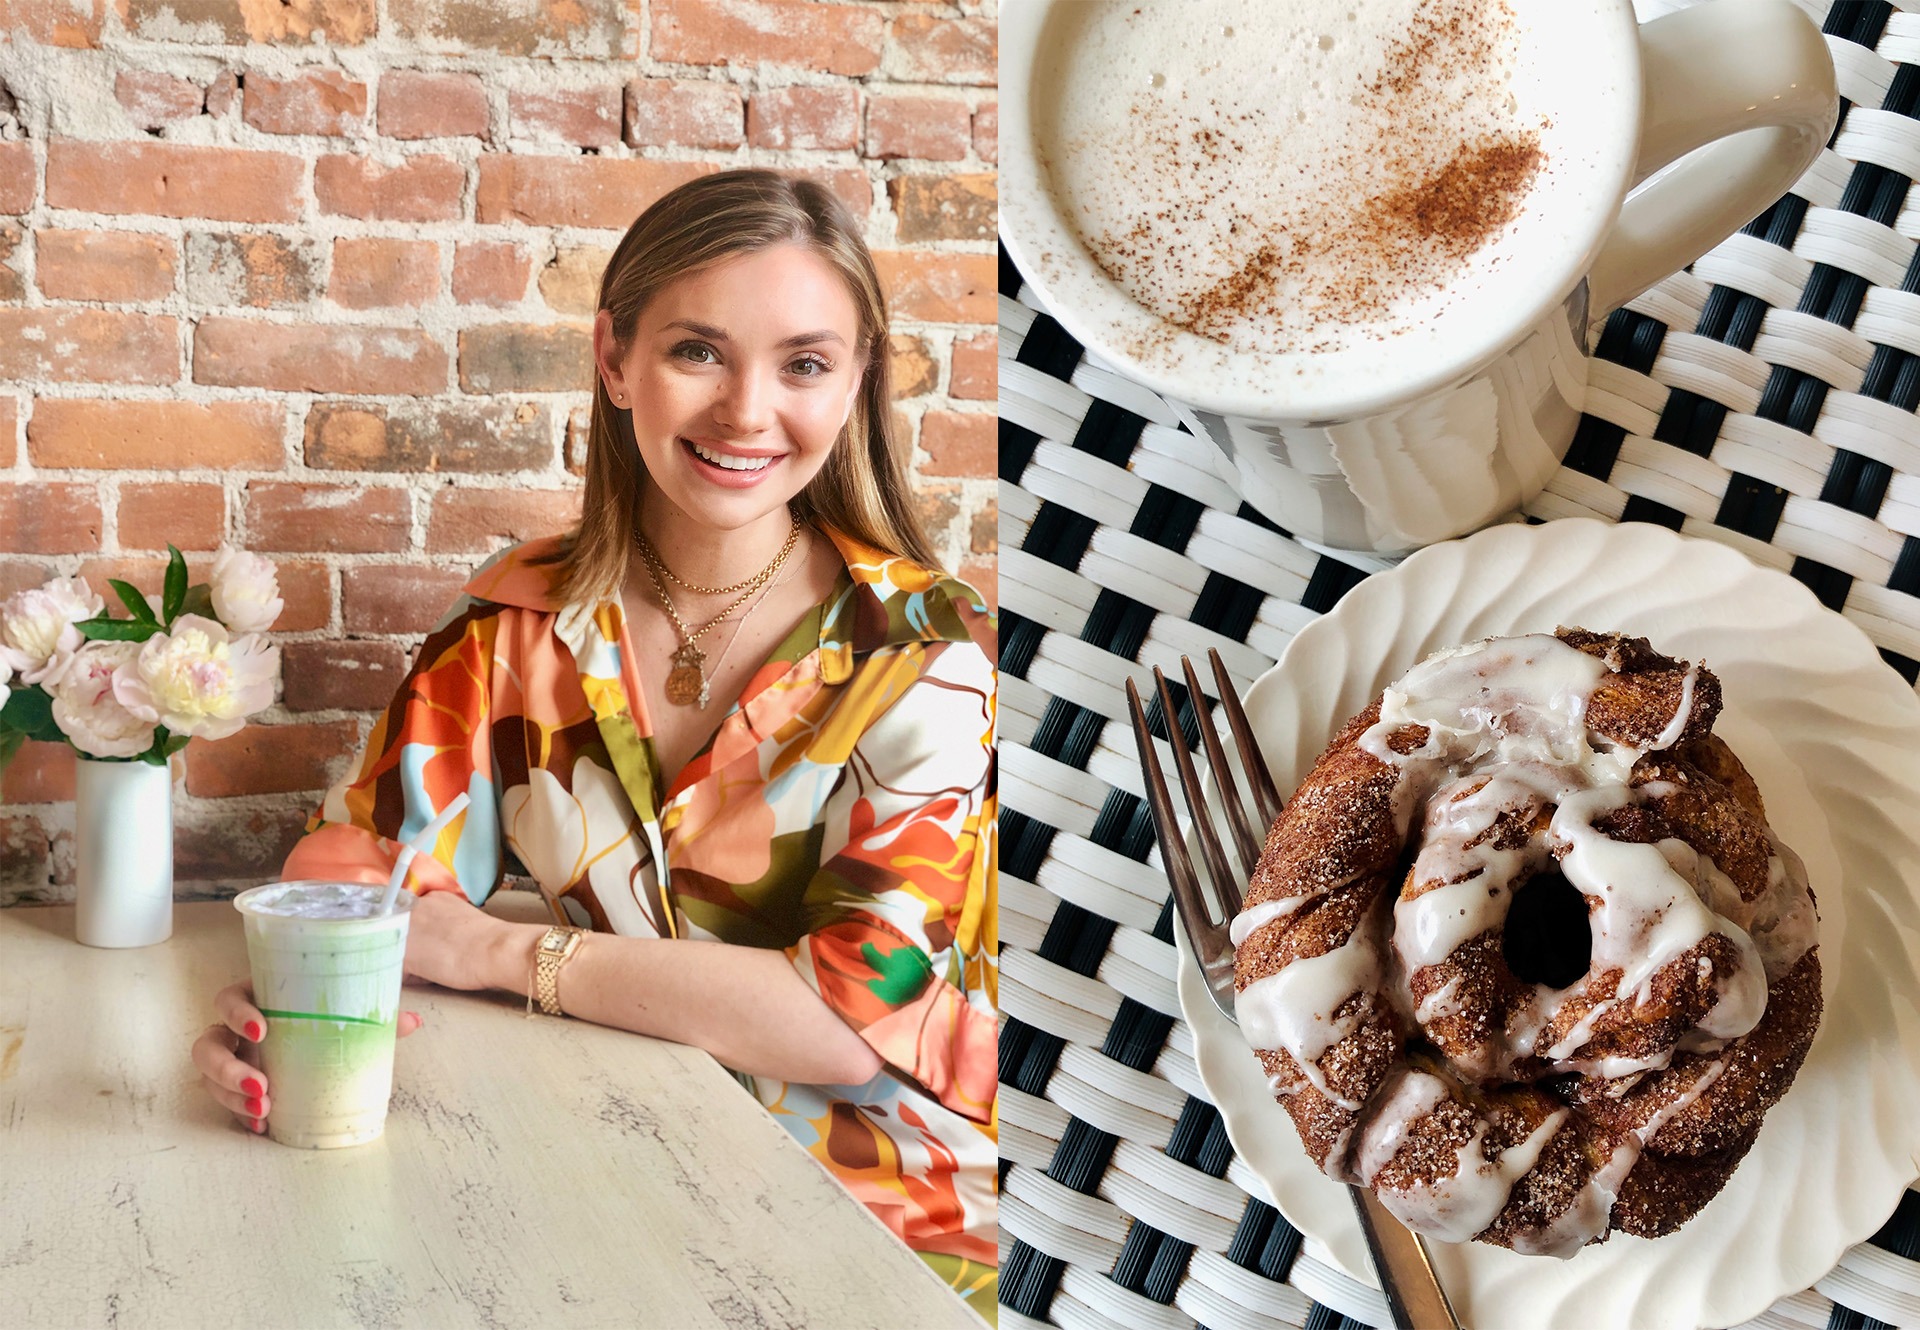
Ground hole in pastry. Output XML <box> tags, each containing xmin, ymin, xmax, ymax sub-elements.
<box><xmin>1502</xmin><ymin>869</ymin><xmax>1591</xmax><ymax>989</ymax></box>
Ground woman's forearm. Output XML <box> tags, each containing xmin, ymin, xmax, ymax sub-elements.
<box><xmin>486</xmin><ymin>923</ymin><xmax>885</xmax><ymax>1086</ymax></box>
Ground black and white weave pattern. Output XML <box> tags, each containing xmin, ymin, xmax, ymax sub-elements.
<box><xmin>996</xmin><ymin>3</ymin><xmax>1920</xmax><ymax>1327</ymax></box>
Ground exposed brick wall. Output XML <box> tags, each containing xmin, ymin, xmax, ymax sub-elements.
<box><xmin>0</xmin><ymin>0</ymin><xmax>997</xmax><ymax>904</ymax></box>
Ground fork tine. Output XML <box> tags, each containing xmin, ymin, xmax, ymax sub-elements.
<box><xmin>1152</xmin><ymin>666</ymin><xmax>1243</xmax><ymax>921</ymax></box>
<box><xmin>1125</xmin><ymin>680</ymin><xmax>1230</xmax><ymax>978</ymax></box>
<box><xmin>1211</xmin><ymin>648</ymin><xmax>1284</xmax><ymax>829</ymax></box>
<box><xmin>1180</xmin><ymin>654</ymin><xmax>1260</xmax><ymax>877</ymax></box>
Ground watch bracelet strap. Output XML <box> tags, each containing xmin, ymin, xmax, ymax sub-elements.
<box><xmin>527</xmin><ymin>925</ymin><xmax>584</xmax><ymax>1017</ymax></box>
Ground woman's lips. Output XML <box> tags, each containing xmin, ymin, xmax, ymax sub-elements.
<box><xmin>680</xmin><ymin>437</ymin><xmax>783</xmax><ymax>487</ymax></box>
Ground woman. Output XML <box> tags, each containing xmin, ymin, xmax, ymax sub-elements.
<box><xmin>189</xmin><ymin>170</ymin><xmax>998</xmax><ymax>1318</ymax></box>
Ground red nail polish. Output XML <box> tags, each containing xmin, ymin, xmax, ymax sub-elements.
<box><xmin>241</xmin><ymin>1077</ymin><xmax>263</xmax><ymax>1097</ymax></box>
<box><xmin>245</xmin><ymin>1021</ymin><xmax>264</xmax><ymax>1041</ymax></box>
<box><xmin>246</xmin><ymin>1096</ymin><xmax>264</xmax><ymax>1116</ymax></box>
<box><xmin>250</xmin><ymin>1117</ymin><xmax>264</xmax><ymax>1134</ymax></box>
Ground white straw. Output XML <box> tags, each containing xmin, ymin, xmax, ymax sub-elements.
<box><xmin>378</xmin><ymin>791</ymin><xmax>472</xmax><ymax>916</ymax></box>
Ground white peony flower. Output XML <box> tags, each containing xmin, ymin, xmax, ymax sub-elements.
<box><xmin>0</xmin><ymin>650</ymin><xmax>11</xmax><ymax>714</ymax></box>
<box><xmin>208</xmin><ymin>547</ymin><xmax>284</xmax><ymax>635</ymax></box>
<box><xmin>113</xmin><ymin>615</ymin><xmax>280</xmax><ymax>741</ymax></box>
<box><xmin>0</xmin><ymin>577</ymin><xmax>104</xmax><ymax>686</ymax></box>
<box><xmin>48</xmin><ymin>641</ymin><xmax>156</xmax><ymax>759</ymax></box>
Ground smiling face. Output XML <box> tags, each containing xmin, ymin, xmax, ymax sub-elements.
<box><xmin>594</xmin><ymin>243</ymin><xmax>867</xmax><ymax>538</ymax></box>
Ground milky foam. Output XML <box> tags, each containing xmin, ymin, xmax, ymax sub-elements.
<box><xmin>245</xmin><ymin>883</ymin><xmax>390</xmax><ymax>920</ymax></box>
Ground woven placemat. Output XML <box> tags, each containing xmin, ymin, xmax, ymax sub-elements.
<box><xmin>996</xmin><ymin>3</ymin><xmax>1920</xmax><ymax>1327</ymax></box>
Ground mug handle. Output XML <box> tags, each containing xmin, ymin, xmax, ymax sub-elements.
<box><xmin>1587</xmin><ymin>0</ymin><xmax>1838</xmax><ymax>318</ymax></box>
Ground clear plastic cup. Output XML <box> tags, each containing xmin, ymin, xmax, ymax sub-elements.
<box><xmin>232</xmin><ymin>881</ymin><xmax>415</xmax><ymax>1149</ymax></box>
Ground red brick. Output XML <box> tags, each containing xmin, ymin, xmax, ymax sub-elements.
<box><xmin>476</xmin><ymin>155</ymin><xmax>712</xmax><ymax>230</ymax></box>
<box><xmin>0</xmin><ymin>563</ymin><xmax>54</xmax><ymax>599</ymax></box>
<box><xmin>29</xmin><ymin>399</ymin><xmax>284</xmax><ymax>471</ymax></box>
<box><xmin>305</xmin><ymin>399</ymin><xmax>551</xmax><ymax>473</ymax></box>
<box><xmin>387</xmin><ymin>0</ymin><xmax>628</xmax><ymax>58</ymax></box>
<box><xmin>453</xmin><ymin>241</ymin><xmax>533</xmax><ymax>307</ymax></box>
<box><xmin>883</xmin><ymin>15</ymin><xmax>996</xmax><ymax>86</ymax></box>
<box><xmin>510</xmin><ymin>87</ymin><xmax>622</xmax><ymax>148</ymax></box>
<box><xmin>458</xmin><ymin>324</ymin><xmax>594</xmax><ymax>394</ymax></box>
<box><xmin>186</xmin><ymin>721</ymin><xmax>360</xmax><ymax>799</ymax></box>
<box><xmin>536</xmin><ymin>245</ymin><xmax>611</xmax><ymax>316</ymax></box>
<box><xmin>865</xmin><ymin>96</ymin><xmax>970</xmax><ymax>162</ymax></box>
<box><xmin>184</xmin><ymin>232</ymin><xmax>323</xmax><ymax>308</ymax></box>
<box><xmin>195</xmin><ymin>318</ymin><xmax>447</xmax><ymax>395</ymax></box>
<box><xmin>873</xmin><ymin>251</ymin><xmax>994</xmax><ymax>324</ymax></box>
<box><xmin>784</xmin><ymin>165</ymin><xmax>871</xmax><ymax>221</ymax></box>
<box><xmin>1</xmin><ymin>742</ymin><xmax>75</xmax><ymax>805</ymax></box>
<box><xmin>0</xmin><ymin>142</ymin><xmax>33</xmax><ymax>214</ymax></box>
<box><xmin>315</xmin><ymin>154</ymin><xmax>465</xmax><ymax>222</ymax></box>
<box><xmin>427</xmin><ymin>486</ymin><xmax>582</xmax><ymax>553</ymax></box>
<box><xmin>971</xmin><ymin>499</ymin><xmax>996</xmax><ymax>554</ymax></box>
<box><xmin>205</xmin><ymin>70</ymin><xmax>238</xmax><ymax>116</ymax></box>
<box><xmin>46</xmin><ymin>141</ymin><xmax>304</xmax><ymax>223</ymax></box>
<box><xmin>653</xmin><ymin>0</ymin><xmax>882</xmax><ymax>75</ymax></box>
<box><xmin>890</xmin><ymin>332</ymin><xmax>936</xmax><ymax>398</ymax></box>
<box><xmin>244</xmin><ymin>69</ymin><xmax>368</xmax><ymax>137</ymax></box>
<box><xmin>0</xmin><ymin>309</ymin><xmax>177</xmax><ymax>385</ymax></box>
<box><xmin>343</xmin><ymin>563</ymin><xmax>471</xmax><ymax>634</ymax></box>
<box><xmin>623</xmin><ymin>79</ymin><xmax>743</xmax><ymax>150</ymax></box>
<box><xmin>0</xmin><ymin>0</ymin><xmax>102</xmax><ymax>47</ymax></box>
<box><xmin>0</xmin><ymin>483</ymin><xmax>101</xmax><ymax>554</ymax></box>
<box><xmin>329</xmin><ymin>236</ymin><xmax>440</xmax><ymax>309</ymax></box>
<box><xmin>919</xmin><ymin>410</ymin><xmax>993</xmax><ymax>476</ymax></box>
<box><xmin>378</xmin><ymin>70</ymin><xmax>489</xmax><ymax>140</ymax></box>
<box><xmin>121</xmin><ymin>0</ymin><xmax>375</xmax><ymax>45</ymax></box>
<box><xmin>890</xmin><ymin>172</ymin><xmax>995</xmax><ymax>243</ymax></box>
<box><xmin>0</xmin><ymin>394</ymin><xmax>13</xmax><ymax>463</ymax></box>
<box><xmin>118</xmin><ymin>483</ymin><xmax>227</xmax><ymax>552</ymax></box>
<box><xmin>35</xmin><ymin>229</ymin><xmax>176</xmax><ymax>303</ymax></box>
<box><xmin>950</xmin><ymin>331</ymin><xmax>995</xmax><ymax>401</ymax></box>
<box><xmin>0</xmin><ymin>224</ymin><xmax>20</xmax><ymax>302</ymax></box>
<box><xmin>973</xmin><ymin>101</ymin><xmax>996</xmax><ymax>164</ymax></box>
<box><xmin>115</xmin><ymin>69</ymin><xmax>204</xmax><ymax>130</ymax></box>
<box><xmin>174</xmin><ymin>807</ymin><xmax>310</xmax><ymax>882</ymax></box>
<box><xmin>749</xmin><ymin>86</ymin><xmax>859</xmax><ymax>150</ymax></box>
<box><xmin>246</xmin><ymin>482</ymin><xmax>412</xmax><ymax>554</ymax></box>
<box><xmin>281</xmin><ymin>639</ymin><xmax>410</xmax><ymax>712</ymax></box>
<box><xmin>914</xmin><ymin>481</ymin><xmax>959</xmax><ymax>542</ymax></box>
<box><xmin>274</xmin><ymin>561</ymin><xmax>332</xmax><ymax>632</ymax></box>
<box><xmin>957</xmin><ymin>556</ymin><xmax>995</xmax><ymax>612</ymax></box>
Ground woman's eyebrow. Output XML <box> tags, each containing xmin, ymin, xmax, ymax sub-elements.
<box><xmin>661</xmin><ymin>321</ymin><xmax>845</xmax><ymax>350</ymax></box>
<box><xmin>777</xmin><ymin>330</ymin><xmax>847</xmax><ymax>349</ymax></box>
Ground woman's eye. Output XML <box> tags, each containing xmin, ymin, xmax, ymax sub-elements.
<box><xmin>672</xmin><ymin>341</ymin><xmax>717</xmax><ymax>364</ymax></box>
<box><xmin>788</xmin><ymin>355</ymin><xmax>832</xmax><ymax>378</ymax></box>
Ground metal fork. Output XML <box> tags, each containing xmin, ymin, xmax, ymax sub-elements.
<box><xmin>1126</xmin><ymin>651</ymin><xmax>1462</xmax><ymax>1330</ymax></box>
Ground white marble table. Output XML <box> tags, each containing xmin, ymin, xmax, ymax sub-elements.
<box><xmin>0</xmin><ymin>901</ymin><xmax>981</xmax><ymax>1330</ymax></box>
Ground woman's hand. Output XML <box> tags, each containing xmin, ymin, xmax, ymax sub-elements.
<box><xmin>190</xmin><ymin>980</ymin><xmax>424</xmax><ymax>1135</ymax></box>
<box><xmin>401</xmin><ymin>888</ymin><xmax>523</xmax><ymax>993</ymax></box>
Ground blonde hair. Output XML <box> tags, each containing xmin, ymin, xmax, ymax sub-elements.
<box><xmin>546</xmin><ymin>169</ymin><xmax>940</xmax><ymax>605</ymax></box>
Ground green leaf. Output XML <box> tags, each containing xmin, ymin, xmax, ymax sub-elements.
<box><xmin>162</xmin><ymin>544</ymin><xmax>189</xmax><ymax>624</ymax></box>
<box><xmin>0</xmin><ymin>686</ymin><xmax>64</xmax><ymax>743</ymax></box>
<box><xmin>0</xmin><ymin>728</ymin><xmax>26</xmax><ymax>773</ymax></box>
<box><xmin>177</xmin><ymin>583</ymin><xmax>215</xmax><ymax>623</ymax></box>
<box><xmin>109</xmin><ymin>578</ymin><xmax>159</xmax><ymax>626</ymax></box>
<box><xmin>75</xmin><ymin>616</ymin><xmax>157</xmax><ymax>642</ymax></box>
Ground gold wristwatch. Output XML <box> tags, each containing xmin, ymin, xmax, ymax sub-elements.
<box><xmin>528</xmin><ymin>925</ymin><xmax>584</xmax><ymax>1017</ymax></box>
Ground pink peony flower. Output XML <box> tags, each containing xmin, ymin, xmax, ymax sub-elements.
<box><xmin>113</xmin><ymin>615</ymin><xmax>280</xmax><ymax>741</ymax></box>
<box><xmin>48</xmin><ymin>641</ymin><xmax>156</xmax><ymax>759</ymax></box>
<box><xmin>208</xmin><ymin>547</ymin><xmax>284</xmax><ymax>635</ymax></box>
<box><xmin>0</xmin><ymin>577</ymin><xmax>104</xmax><ymax>686</ymax></box>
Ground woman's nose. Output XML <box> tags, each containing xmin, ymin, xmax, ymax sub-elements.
<box><xmin>710</xmin><ymin>366</ymin><xmax>774</xmax><ymax>435</ymax></box>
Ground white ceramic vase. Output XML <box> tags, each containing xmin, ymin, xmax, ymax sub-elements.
<box><xmin>73</xmin><ymin>756</ymin><xmax>175</xmax><ymax>949</ymax></box>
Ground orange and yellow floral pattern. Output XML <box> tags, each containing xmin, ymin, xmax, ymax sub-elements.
<box><xmin>282</xmin><ymin>528</ymin><xmax>998</xmax><ymax>1287</ymax></box>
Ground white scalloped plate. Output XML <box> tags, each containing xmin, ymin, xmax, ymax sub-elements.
<box><xmin>1178</xmin><ymin>518</ymin><xmax>1920</xmax><ymax>1330</ymax></box>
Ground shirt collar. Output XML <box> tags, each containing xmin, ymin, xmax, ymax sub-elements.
<box><xmin>462</xmin><ymin>527</ymin><xmax>991</xmax><ymax>682</ymax></box>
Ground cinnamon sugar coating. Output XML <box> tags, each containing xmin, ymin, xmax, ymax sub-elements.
<box><xmin>1233</xmin><ymin>628</ymin><xmax>1822</xmax><ymax>1254</ymax></box>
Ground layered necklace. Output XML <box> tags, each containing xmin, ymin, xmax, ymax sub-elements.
<box><xmin>634</xmin><ymin>515</ymin><xmax>801</xmax><ymax>709</ymax></box>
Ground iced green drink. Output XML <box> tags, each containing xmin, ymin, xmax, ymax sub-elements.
<box><xmin>232</xmin><ymin>881</ymin><xmax>415</xmax><ymax>1149</ymax></box>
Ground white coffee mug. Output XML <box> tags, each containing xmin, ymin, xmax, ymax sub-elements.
<box><xmin>1001</xmin><ymin>0</ymin><xmax>1839</xmax><ymax>554</ymax></box>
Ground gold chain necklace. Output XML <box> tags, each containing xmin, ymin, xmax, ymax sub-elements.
<box><xmin>635</xmin><ymin>519</ymin><xmax>800</xmax><ymax>709</ymax></box>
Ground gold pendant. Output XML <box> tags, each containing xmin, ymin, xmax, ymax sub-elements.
<box><xmin>665</xmin><ymin>642</ymin><xmax>706</xmax><ymax>707</ymax></box>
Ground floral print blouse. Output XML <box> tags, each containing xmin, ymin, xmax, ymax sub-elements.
<box><xmin>280</xmin><ymin>528</ymin><xmax>999</xmax><ymax>1269</ymax></box>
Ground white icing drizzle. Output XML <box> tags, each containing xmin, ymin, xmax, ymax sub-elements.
<box><xmin>1237</xmin><ymin>934</ymin><xmax>1381</xmax><ymax>1111</ymax></box>
<box><xmin>1650</xmin><ymin>666</ymin><xmax>1698</xmax><ymax>750</ymax></box>
<box><xmin>1229</xmin><ymin>893</ymin><xmax>1307</xmax><ymax>947</ymax></box>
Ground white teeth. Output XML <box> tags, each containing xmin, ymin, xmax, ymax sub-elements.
<box><xmin>687</xmin><ymin>440</ymin><xmax>774</xmax><ymax>472</ymax></box>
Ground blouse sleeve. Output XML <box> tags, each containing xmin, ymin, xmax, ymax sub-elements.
<box><xmin>279</xmin><ymin>600</ymin><xmax>504</xmax><ymax>905</ymax></box>
<box><xmin>786</xmin><ymin>637</ymin><xmax>998</xmax><ymax>1124</ymax></box>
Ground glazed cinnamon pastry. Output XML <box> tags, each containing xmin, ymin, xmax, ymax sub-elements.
<box><xmin>1231</xmin><ymin>628</ymin><xmax>1821</xmax><ymax>1255</ymax></box>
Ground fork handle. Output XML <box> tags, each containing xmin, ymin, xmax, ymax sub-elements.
<box><xmin>1350</xmin><ymin>1187</ymin><xmax>1462</xmax><ymax>1330</ymax></box>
